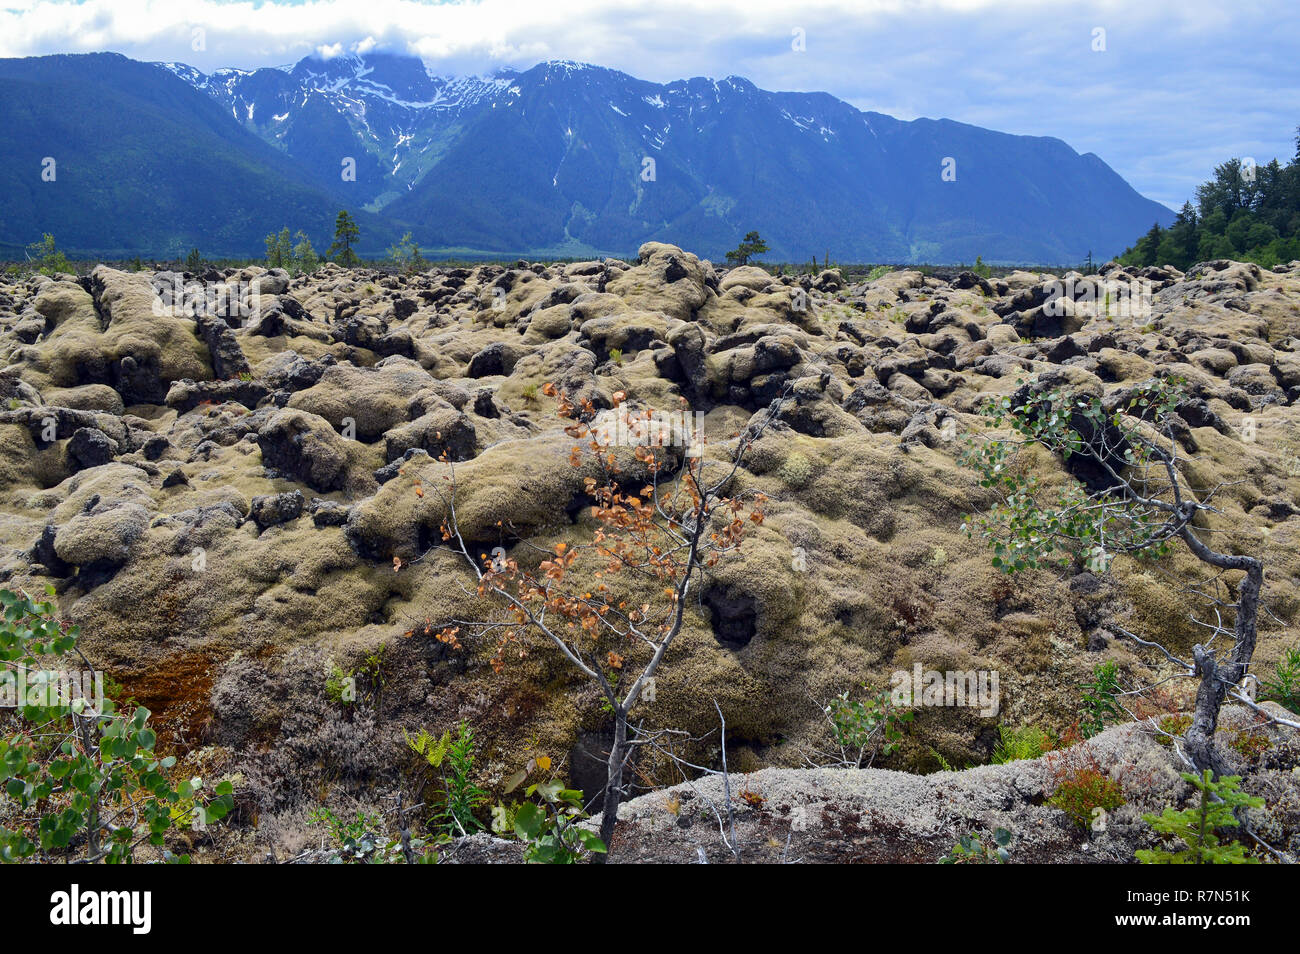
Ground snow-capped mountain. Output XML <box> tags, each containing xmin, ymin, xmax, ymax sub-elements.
<box><xmin>160</xmin><ymin>52</ymin><xmax>521</xmax><ymax>204</ymax></box>
<box><xmin>157</xmin><ymin>51</ymin><xmax>1172</xmax><ymax>261</ymax></box>
<box><xmin>0</xmin><ymin>50</ymin><xmax>1174</xmax><ymax>260</ymax></box>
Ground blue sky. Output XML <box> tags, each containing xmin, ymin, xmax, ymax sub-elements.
<box><xmin>1</xmin><ymin>0</ymin><xmax>1295</xmax><ymax>209</ymax></box>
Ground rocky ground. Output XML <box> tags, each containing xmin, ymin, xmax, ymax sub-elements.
<box><xmin>444</xmin><ymin>713</ymin><xmax>1300</xmax><ymax>863</ymax></box>
<box><xmin>1</xmin><ymin>245</ymin><xmax>1298</xmax><ymax>862</ymax></box>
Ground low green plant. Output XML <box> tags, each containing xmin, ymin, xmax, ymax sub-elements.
<box><xmin>324</xmin><ymin>661</ymin><xmax>354</xmax><ymax>704</ymax></box>
<box><xmin>1079</xmin><ymin>660</ymin><xmax>1122</xmax><ymax>738</ymax></box>
<box><xmin>1228</xmin><ymin>728</ymin><xmax>1270</xmax><ymax>760</ymax></box>
<box><xmin>492</xmin><ymin>762</ymin><xmax>605</xmax><ymax>863</ymax></box>
<box><xmin>308</xmin><ymin>807</ymin><xmax>382</xmax><ymax>860</ymax></box>
<box><xmin>405</xmin><ymin>721</ymin><xmax>488</xmax><ymax>836</ymax></box>
<box><xmin>0</xmin><ymin>586</ymin><xmax>232</xmax><ymax>863</ymax></box>
<box><xmin>307</xmin><ymin>806</ymin><xmax>440</xmax><ymax>864</ymax></box>
<box><xmin>360</xmin><ymin>649</ymin><xmax>384</xmax><ymax>703</ymax></box>
<box><xmin>325</xmin><ymin>650</ymin><xmax>384</xmax><ymax>707</ymax></box>
<box><xmin>826</xmin><ymin>687</ymin><xmax>913</xmax><ymax>766</ymax></box>
<box><xmin>940</xmin><ymin>827</ymin><xmax>1011</xmax><ymax>863</ymax></box>
<box><xmin>991</xmin><ymin>724</ymin><xmax>1055</xmax><ymax>764</ymax></box>
<box><xmin>608</xmin><ymin>347</ymin><xmax>624</xmax><ymax>366</ymax></box>
<box><xmin>521</xmin><ymin>383</ymin><xmax>539</xmax><ymax>404</ymax></box>
<box><xmin>928</xmin><ymin>748</ymin><xmax>974</xmax><ymax>772</ymax></box>
<box><xmin>1260</xmin><ymin>646</ymin><xmax>1300</xmax><ymax>714</ymax></box>
<box><xmin>866</xmin><ymin>265</ymin><xmax>889</xmax><ymax>282</ymax></box>
<box><xmin>1136</xmin><ymin>770</ymin><xmax>1262</xmax><ymax>864</ymax></box>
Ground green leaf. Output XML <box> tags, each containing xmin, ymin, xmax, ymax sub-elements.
<box><xmin>578</xmin><ymin>830</ymin><xmax>608</xmax><ymax>852</ymax></box>
<box><xmin>513</xmin><ymin>802</ymin><xmax>544</xmax><ymax>841</ymax></box>
<box><xmin>534</xmin><ymin>779</ymin><xmax>564</xmax><ymax>803</ymax></box>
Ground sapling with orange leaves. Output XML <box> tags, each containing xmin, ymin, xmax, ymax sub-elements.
<box><xmin>421</xmin><ymin>382</ymin><xmax>786</xmax><ymax>859</ymax></box>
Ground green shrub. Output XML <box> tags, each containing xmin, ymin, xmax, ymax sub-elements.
<box><xmin>324</xmin><ymin>649</ymin><xmax>383</xmax><ymax>707</ymax></box>
<box><xmin>1079</xmin><ymin>660</ymin><xmax>1122</xmax><ymax>738</ymax></box>
<box><xmin>1137</xmin><ymin>770</ymin><xmax>1262</xmax><ymax>864</ymax></box>
<box><xmin>23</xmin><ymin>233</ymin><xmax>72</xmax><ymax>277</ymax></box>
<box><xmin>492</xmin><ymin>760</ymin><xmax>605</xmax><ymax>863</ymax></box>
<box><xmin>387</xmin><ymin>232</ymin><xmax>425</xmax><ymax>274</ymax></box>
<box><xmin>826</xmin><ymin>687</ymin><xmax>913</xmax><ymax>766</ymax></box>
<box><xmin>0</xmin><ymin>586</ymin><xmax>232</xmax><ymax>863</ymax></box>
<box><xmin>1155</xmin><ymin>713</ymin><xmax>1192</xmax><ymax>745</ymax></box>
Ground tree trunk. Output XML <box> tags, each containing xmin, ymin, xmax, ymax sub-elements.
<box><xmin>1183</xmin><ymin>547</ymin><xmax>1263</xmax><ymax>777</ymax></box>
<box><xmin>592</xmin><ymin>709</ymin><xmax>627</xmax><ymax>864</ymax></box>
<box><xmin>76</xmin><ymin>712</ymin><xmax>101</xmax><ymax>861</ymax></box>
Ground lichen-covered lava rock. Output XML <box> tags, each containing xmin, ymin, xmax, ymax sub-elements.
<box><xmin>2</xmin><ymin>248</ymin><xmax>1298</xmax><ymax>859</ymax></box>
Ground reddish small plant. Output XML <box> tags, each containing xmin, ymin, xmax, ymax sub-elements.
<box><xmin>1229</xmin><ymin>728</ymin><xmax>1270</xmax><ymax>761</ymax></box>
<box><xmin>1046</xmin><ymin>744</ymin><xmax>1126</xmax><ymax>829</ymax></box>
<box><xmin>425</xmin><ymin>382</ymin><xmax>787</xmax><ymax>859</ymax></box>
<box><xmin>738</xmin><ymin>781</ymin><xmax>765</xmax><ymax>809</ymax></box>
<box><xmin>1153</xmin><ymin>713</ymin><xmax>1193</xmax><ymax>746</ymax></box>
<box><xmin>1049</xmin><ymin>766</ymin><xmax>1126</xmax><ymax>829</ymax></box>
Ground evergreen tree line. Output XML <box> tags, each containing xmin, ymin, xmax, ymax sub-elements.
<box><xmin>1121</xmin><ymin>125</ymin><xmax>1300</xmax><ymax>271</ymax></box>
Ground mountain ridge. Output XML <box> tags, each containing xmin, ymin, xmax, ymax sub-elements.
<box><xmin>0</xmin><ymin>50</ymin><xmax>1175</xmax><ymax>262</ymax></box>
